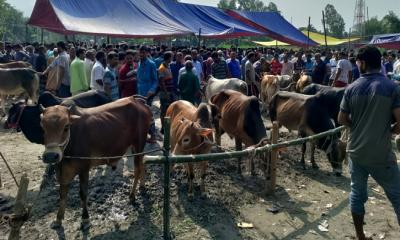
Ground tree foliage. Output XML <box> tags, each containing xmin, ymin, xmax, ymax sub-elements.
<box><xmin>324</xmin><ymin>4</ymin><xmax>345</xmax><ymax>38</ymax></box>
<box><xmin>218</xmin><ymin>0</ymin><xmax>280</xmax><ymax>13</ymax></box>
<box><xmin>0</xmin><ymin>0</ymin><xmax>29</xmax><ymax>42</ymax></box>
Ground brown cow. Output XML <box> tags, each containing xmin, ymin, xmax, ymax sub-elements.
<box><xmin>167</xmin><ymin>101</ymin><xmax>213</xmax><ymax>200</ymax></box>
<box><xmin>260</xmin><ymin>75</ymin><xmax>295</xmax><ymax>111</ymax></box>
<box><xmin>0</xmin><ymin>68</ymin><xmax>39</xmax><ymax>115</ymax></box>
<box><xmin>40</xmin><ymin>96</ymin><xmax>152</xmax><ymax>228</ymax></box>
<box><xmin>269</xmin><ymin>91</ymin><xmax>346</xmax><ymax>175</ymax></box>
<box><xmin>296</xmin><ymin>74</ymin><xmax>312</xmax><ymax>93</ymax></box>
<box><xmin>0</xmin><ymin>61</ymin><xmax>32</xmax><ymax>69</ymax></box>
<box><xmin>210</xmin><ymin>90</ymin><xmax>267</xmax><ymax>175</ymax></box>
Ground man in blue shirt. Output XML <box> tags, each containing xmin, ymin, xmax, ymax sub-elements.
<box><xmin>338</xmin><ymin>46</ymin><xmax>400</xmax><ymax>240</ymax></box>
<box><xmin>226</xmin><ymin>51</ymin><xmax>241</xmax><ymax>79</ymax></box>
<box><xmin>103</xmin><ymin>51</ymin><xmax>120</xmax><ymax>101</ymax></box>
<box><xmin>137</xmin><ymin>46</ymin><xmax>159</xmax><ymax>143</ymax></box>
<box><xmin>170</xmin><ymin>52</ymin><xmax>184</xmax><ymax>94</ymax></box>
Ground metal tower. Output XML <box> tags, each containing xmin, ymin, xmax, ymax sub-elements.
<box><xmin>353</xmin><ymin>0</ymin><xmax>366</xmax><ymax>36</ymax></box>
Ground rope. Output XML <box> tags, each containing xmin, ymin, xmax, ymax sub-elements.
<box><xmin>62</xmin><ymin>148</ymin><xmax>163</xmax><ymax>160</ymax></box>
<box><xmin>0</xmin><ymin>152</ymin><xmax>19</xmax><ymax>187</ymax></box>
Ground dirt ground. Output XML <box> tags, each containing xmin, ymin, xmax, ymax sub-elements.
<box><xmin>0</xmin><ymin>101</ymin><xmax>400</xmax><ymax>240</ymax></box>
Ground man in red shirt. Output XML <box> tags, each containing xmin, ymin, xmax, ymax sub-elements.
<box><xmin>270</xmin><ymin>54</ymin><xmax>283</xmax><ymax>75</ymax></box>
<box><xmin>119</xmin><ymin>50</ymin><xmax>138</xmax><ymax>97</ymax></box>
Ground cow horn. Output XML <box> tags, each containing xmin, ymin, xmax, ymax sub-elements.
<box><xmin>39</xmin><ymin>104</ymin><xmax>46</xmax><ymax>113</ymax></box>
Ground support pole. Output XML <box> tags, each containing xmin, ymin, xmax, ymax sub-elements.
<box><xmin>25</xmin><ymin>24</ymin><xmax>28</xmax><ymax>43</ymax></box>
<box><xmin>198</xmin><ymin>28</ymin><xmax>202</xmax><ymax>49</ymax></box>
<box><xmin>322</xmin><ymin>11</ymin><xmax>328</xmax><ymax>49</ymax></box>
<box><xmin>163</xmin><ymin>117</ymin><xmax>171</xmax><ymax>240</ymax></box>
<box><xmin>307</xmin><ymin>16</ymin><xmax>311</xmax><ymax>49</ymax></box>
<box><xmin>40</xmin><ymin>28</ymin><xmax>44</xmax><ymax>44</ymax></box>
<box><xmin>348</xmin><ymin>28</ymin><xmax>352</xmax><ymax>50</ymax></box>
<box><xmin>8</xmin><ymin>174</ymin><xmax>29</xmax><ymax>240</ymax></box>
<box><xmin>266</xmin><ymin>122</ymin><xmax>279</xmax><ymax>194</ymax></box>
<box><xmin>107</xmin><ymin>36</ymin><xmax>110</xmax><ymax>44</ymax></box>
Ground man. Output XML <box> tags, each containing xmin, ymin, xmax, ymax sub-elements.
<box><xmin>119</xmin><ymin>50</ymin><xmax>138</xmax><ymax>97</ymax></box>
<box><xmin>42</xmin><ymin>48</ymin><xmax>59</xmax><ymax>94</ymax></box>
<box><xmin>211</xmin><ymin>51</ymin><xmax>228</xmax><ymax>79</ymax></box>
<box><xmin>304</xmin><ymin>53</ymin><xmax>314</xmax><ymax>75</ymax></box>
<box><xmin>338</xmin><ymin>46</ymin><xmax>400</xmax><ymax>240</ymax></box>
<box><xmin>103</xmin><ymin>51</ymin><xmax>119</xmax><ymax>101</ymax></box>
<box><xmin>245</xmin><ymin>52</ymin><xmax>257</xmax><ymax>96</ymax></box>
<box><xmin>191</xmin><ymin>49</ymin><xmax>203</xmax><ymax>83</ymax></box>
<box><xmin>42</xmin><ymin>42</ymin><xmax>71</xmax><ymax>97</ymax></box>
<box><xmin>158</xmin><ymin>51</ymin><xmax>176</xmax><ymax>133</ymax></box>
<box><xmin>333</xmin><ymin>51</ymin><xmax>352</xmax><ymax>87</ymax></box>
<box><xmin>281</xmin><ymin>55</ymin><xmax>294</xmax><ymax>76</ymax></box>
<box><xmin>384</xmin><ymin>52</ymin><xmax>395</xmax><ymax>74</ymax></box>
<box><xmin>26</xmin><ymin>45</ymin><xmax>37</xmax><ymax>67</ymax></box>
<box><xmin>170</xmin><ymin>52</ymin><xmax>184</xmax><ymax>94</ymax></box>
<box><xmin>35</xmin><ymin>46</ymin><xmax>47</xmax><ymax>94</ymax></box>
<box><xmin>226</xmin><ymin>51</ymin><xmax>241</xmax><ymax>79</ymax></box>
<box><xmin>270</xmin><ymin>54</ymin><xmax>282</xmax><ymax>75</ymax></box>
<box><xmin>178</xmin><ymin>60</ymin><xmax>200</xmax><ymax>104</ymax></box>
<box><xmin>91</xmin><ymin>51</ymin><xmax>106</xmax><ymax>91</ymax></box>
<box><xmin>137</xmin><ymin>46</ymin><xmax>158</xmax><ymax>143</ymax></box>
<box><xmin>394</xmin><ymin>51</ymin><xmax>400</xmax><ymax>75</ymax></box>
<box><xmin>14</xmin><ymin>44</ymin><xmax>29</xmax><ymax>62</ymax></box>
<box><xmin>70</xmin><ymin>48</ymin><xmax>88</xmax><ymax>95</ymax></box>
<box><xmin>312</xmin><ymin>53</ymin><xmax>326</xmax><ymax>84</ymax></box>
<box><xmin>84</xmin><ymin>50</ymin><xmax>95</xmax><ymax>87</ymax></box>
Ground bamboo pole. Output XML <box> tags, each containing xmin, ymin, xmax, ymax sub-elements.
<box><xmin>162</xmin><ymin>118</ymin><xmax>171</xmax><ymax>240</ymax></box>
<box><xmin>144</xmin><ymin>126</ymin><xmax>345</xmax><ymax>165</ymax></box>
<box><xmin>307</xmin><ymin>16</ymin><xmax>311</xmax><ymax>49</ymax></box>
<box><xmin>322</xmin><ymin>11</ymin><xmax>328</xmax><ymax>49</ymax></box>
<box><xmin>8</xmin><ymin>174</ymin><xmax>29</xmax><ymax>240</ymax></box>
<box><xmin>266</xmin><ymin>122</ymin><xmax>279</xmax><ymax>194</ymax></box>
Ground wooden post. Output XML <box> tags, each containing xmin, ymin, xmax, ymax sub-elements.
<box><xmin>8</xmin><ymin>174</ymin><xmax>29</xmax><ymax>240</ymax></box>
<box><xmin>40</xmin><ymin>28</ymin><xmax>44</xmax><ymax>44</ymax></box>
<box><xmin>266</xmin><ymin>122</ymin><xmax>279</xmax><ymax>194</ymax></box>
<box><xmin>163</xmin><ymin>117</ymin><xmax>171</xmax><ymax>240</ymax></box>
<box><xmin>322</xmin><ymin>11</ymin><xmax>328</xmax><ymax>49</ymax></box>
<box><xmin>198</xmin><ymin>28</ymin><xmax>202</xmax><ymax>49</ymax></box>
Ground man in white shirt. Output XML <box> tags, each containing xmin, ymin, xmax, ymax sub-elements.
<box><xmin>84</xmin><ymin>50</ymin><xmax>95</xmax><ymax>87</ymax></box>
<box><xmin>91</xmin><ymin>51</ymin><xmax>106</xmax><ymax>91</ymax></box>
<box><xmin>332</xmin><ymin>51</ymin><xmax>352</xmax><ymax>87</ymax></box>
<box><xmin>191</xmin><ymin>49</ymin><xmax>203</xmax><ymax>82</ymax></box>
<box><xmin>394</xmin><ymin>51</ymin><xmax>400</xmax><ymax>75</ymax></box>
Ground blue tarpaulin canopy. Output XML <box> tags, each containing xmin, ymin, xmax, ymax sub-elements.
<box><xmin>28</xmin><ymin>0</ymin><xmax>192</xmax><ymax>37</ymax></box>
<box><xmin>369</xmin><ymin>33</ymin><xmax>400</xmax><ymax>50</ymax></box>
<box><xmin>151</xmin><ymin>0</ymin><xmax>263</xmax><ymax>38</ymax></box>
<box><xmin>29</xmin><ymin>0</ymin><xmax>315</xmax><ymax>46</ymax></box>
<box><xmin>226</xmin><ymin>10</ymin><xmax>318</xmax><ymax>47</ymax></box>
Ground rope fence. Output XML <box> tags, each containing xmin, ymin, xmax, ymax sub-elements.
<box><xmin>143</xmin><ymin>118</ymin><xmax>346</xmax><ymax>240</ymax></box>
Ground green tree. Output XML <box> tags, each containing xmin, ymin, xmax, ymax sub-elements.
<box><xmin>217</xmin><ymin>0</ymin><xmax>237</xmax><ymax>10</ymax></box>
<box><xmin>299</xmin><ymin>24</ymin><xmax>319</xmax><ymax>33</ymax></box>
<box><xmin>364</xmin><ymin>17</ymin><xmax>383</xmax><ymax>36</ymax></box>
<box><xmin>266</xmin><ymin>2</ymin><xmax>279</xmax><ymax>13</ymax></box>
<box><xmin>324</xmin><ymin>4</ymin><xmax>345</xmax><ymax>38</ymax></box>
<box><xmin>381</xmin><ymin>11</ymin><xmax>400</xmax><ymax>34</ymax></box>
<box><xmin>218</xmin><ymin>0</ymin><xmax>280</xmax><ymax>13</ymax></box>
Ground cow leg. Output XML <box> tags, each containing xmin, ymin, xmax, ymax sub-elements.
<box><xmin>0</xmin><ymin>95</ymin><xmax>6</xmax><ymax>116</ymax></box>
<box><xmin>130</xmin><ymin>155</ymin><xmax>141</xmax><ymax>202</ymax></box>
<box><xmin>200</xmin><ymin>161</ymin><xmax>208</xmax><ymax>198</ymax></box>
<box><xmin>52</xmin><ymin>183</ymin><xmax>69</xmax><ymax>228</ymax></box>
<box><xmin>79</xmin><ymin>172</ymin><xmax>90</xmax><ymax>230</ymax></box>
<box><xmin>310</xmin><ymin>141</ymin><xmax>319</xmax><ymax>169</ymax></box>
<box><xmin>215</xmin><ymin>124</ymin><xmax>222</xmax><ymax>147</ymax></box>
<box><xmin>301</xmin><ymin>142</ymin><xmax>307</xmax><ymax>169</ymax></box>
<box><xmin>186</xmin><ymin>163</ymin><xmax>195</xmax><ymax>201</ymax></box>
<box><xmin>235</xmin><ymin>138</ymin><xmax>243</xmax><ymax>175</ymax></box>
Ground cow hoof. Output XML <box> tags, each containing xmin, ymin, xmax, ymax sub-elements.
<box><xmin>81</xmin><ymin>219</ymin><xmax>91</xmax><ymax>230</ymax></box>
<box><xmin>50</xmin><ymin>220</ymin><xmax>62</xmax><ymax>229</ymax></box>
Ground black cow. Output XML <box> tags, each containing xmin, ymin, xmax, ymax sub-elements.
<box><xmin>269</xmin><ymin>91</ymin><xmax>346</xmax><ymax>175</ymax></box>
<box><xmin>5</xmin><ymin>91</ymin><xmax>111</xmax><ymax>144</ymax></box>
<box><xmin>302</xmin><ymin>84</ymin><xmax>345</xmax><ymax>126</ymax></box>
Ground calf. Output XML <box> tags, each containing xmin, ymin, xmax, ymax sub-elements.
<box><xmin>0</xmin><ymin>68</ymin><xmax>39</xmax><ymax>115</ymax></box>
<box><xmin>5</xmin><ymin>91</ymin><xmax>111</xmax><ymax>144</ymax></box>
<box><xmin>40</xmin><ymin>96</ymin><xmax>152</xmax><ymax>228</ymax></box>
<box><xmin>167</xmin><ymin>101</ymin><xmax>213</xmax><ymax>200</ymax></box>
<box><xmin>269</xmin><ymin>91</ymin><xmax>346</xmax><ymax>175</ymax></box>
<box><xmin>204</xmin><ymin>76</ymin><xmax>247</xmax><ymax>102</ymax></box>
<box><xmin>210</xmin><ymin>90</ymin><xmax>267</xmax><ymax>174</ymax></box>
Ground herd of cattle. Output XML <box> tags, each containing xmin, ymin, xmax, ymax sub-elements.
<box><xmin>0</xmin><ymin>64</ymin><xmax>348</xmax><ymax>228</ymax></box>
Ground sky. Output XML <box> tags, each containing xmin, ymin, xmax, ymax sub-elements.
<box><xmin>7</xmin><ymin>0</ymin><xmax>400</xmax><ymax>31</ymax></box>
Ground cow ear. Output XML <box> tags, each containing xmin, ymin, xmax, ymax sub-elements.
<box><xmin>70</xmin><ymin>115</ymin><xmax>81</xmax><ymax>123</ymax></box>
<box><xmin>198</xmin><ymin>128</ymin><xmax>213</xmax><ymax>137</ymax></box>
<box><xmin>39</xmin><ymin>104</ymin><xmax>46</xmax><ymax>113</ymax></box>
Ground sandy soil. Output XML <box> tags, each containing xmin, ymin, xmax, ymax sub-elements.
<box><xmin>0</xmin><ymin>102</ymin><xmax>399</xmax><ymax>240</ymax></box>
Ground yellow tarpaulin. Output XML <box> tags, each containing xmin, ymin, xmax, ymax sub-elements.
<box><xmin>254</xmin><ymin>31</ymin><xmax>360</xmax><ymax>47</ymax></box>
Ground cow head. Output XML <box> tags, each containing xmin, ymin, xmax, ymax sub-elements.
<box><xmin>173</xmin><ymin>118</ymin><xmax>213</xmax><ymax>155</ymax></box>
<box><xmin>40</xmin><ymin>105</ymin><xmax>80</xmax><ymax>164</ymax></box>
<box><xmin>321</xmin><ymin>135</ymin><xmax>346</xmax><ymax>176</ymax></box>
<box><xmin>296</xmin><ymin>75</ymin><xmax>312</xmax><ymax>93</ymax></box>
